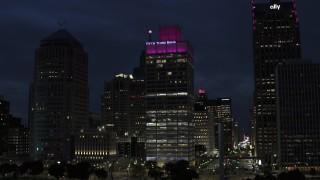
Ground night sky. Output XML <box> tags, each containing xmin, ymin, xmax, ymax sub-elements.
<box><xmin>0</xmin><ymin>0</ymin><xmax>319</xmax><ymax>131</ymax></box>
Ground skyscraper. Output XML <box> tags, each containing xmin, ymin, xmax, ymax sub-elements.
<box><xmin>252</xmin><ymin>0</ymin><xmax>301</xmax><ymax>160</ymax></box>
<box><xmin>102</xmin><ymin>73</ymin><xmax>145</xmax><ymax>157</ymax></box>
<box><xmin>145</xmin><ymin>26</ymin><xmax>194</xmax><ymax>162</ymax></box>
<box><xmin>29</xmin><ymin>29</ymin><xmax>89</xmax><ymax>161</ymax></box>
<box><xmin>102</xmin><ymin>73</ymin><xmax>145</xmax><ymax>140</ymax></box>
<box><xmin>194</xmin><ymin>90</ymin><xmax>214</xmax><ymax>156</ymax></box>
<box><xmin>206</xmin><ymin>98</ymin><xmax>233</xmax><ymax>153</ymax></box>
<box><xmin>276</xmin><ymin>60</ymin><xmax>320</xmax><ymax>171</ymax></box>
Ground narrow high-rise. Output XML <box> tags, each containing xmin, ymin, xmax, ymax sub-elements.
<box><xmin>206</xmin><ymin>98</ymin><xmax>233</xmax><ymax>153</ymax></box>
<box><xmin>252</xmin><ymin>0</ymin><xmax>301</xmax><ymax>160</ymax></box>
<box><xmin>145</xmin><ymin>26</ymin><xmax>194</xmax><ymax>162</ymax></box>
<box><xmin>194</xmin><ymin>90</ymin><xmax>214</xmax><ymax>156</ymax></box>
<box><xmin>29</xmin><ymin>29</ymin><xmax>89</xmax><ymax>161</ymax></box>
<box><xmin>102</xmin><ymin>73</ymin><xmax>145</xmax><ymax>141</ymax></box>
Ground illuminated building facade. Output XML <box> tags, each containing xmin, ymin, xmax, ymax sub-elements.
<box><xmin>29</xmin><ymin>29</ymin><xmax>89</xmax><ymax>161</ymax></box>
<box><xmin>276</xmin><ymin>60</ymin><xmax>320</xmax><ymax>171</ymax></box>
<box><xmin>206</xmin><ymin>98</ymin><xmax>233</xmax><ymax>153</ymax></box>
<box><xmin>102</xmin><ymin>73</ymin><xmax>145</xmax><ymax>141</ymax></box>
<box><xmin>7</xmin><ymin>127</ymin><xmax>29</xmax><ymax>157</ymax></box>
<box><xmin>194</xmin><ymin>90</ymin><xmax>214</xmax><ymax>156</ymax></box>
<box><xmin>249</xmin><ymin>106</ymin><xmax>257</xmax><ymax>156</ymax></box>
<box><xmin>102</xmin><ymin>73</ymin><xmax>145</xmax><ymax>157</ymax></box>
<box><xmin>145</xmin><ymin>26</ymin><xmax>194</xmax><ymax>162</ymax></box>
<box><xmin>252</xmin><ymin>0</ymin><xmax>301</xmax><ymax>160</ymax></box>
<box><xmin>0</xmin><ymin>96</ymin><xmax>29</xmax><ymax>157</ymax></box>
<box><xmin>75</xmin><ymin>128</ymin><xmax>116</xmax><ymax>166</ymax></box>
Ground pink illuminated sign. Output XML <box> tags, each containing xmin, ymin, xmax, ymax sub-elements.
<box><xmin>146</xmin><ymin>26</ymin><xmax>193</xmax><ymax>56</ymax></box>
<box><xmin>145</xmin><ymin>41</ymin><xmax>192</xmax><ymax>56</ymax></box>
<box><xmin>198</xmin><ymin>89</ymin><xmax>206</xmax><ymax>94</ymax></box>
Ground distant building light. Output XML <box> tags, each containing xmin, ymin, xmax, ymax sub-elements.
<box><xmin>198</xmin><ymin>89</ymin><xmax>206</xmax><ymax>94</ymax></box>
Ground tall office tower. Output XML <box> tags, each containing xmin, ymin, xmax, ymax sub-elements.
<box><xmin>145</xmin><ymin>26</ymin><xmax>194</xmax><ymax>162</ymax></box>
<box><xmin>102</xmin><ymin>73</ymin><xmax>145</xmax><ymax>157</ymax></box>
<box><xmin>194</xmin><ymin>90</ymin><xmax>214</xmax><ymax>156</ymax></box>
<box><xmin>206</xmin><ymin>98</ymin><xmax>233</xmax><ymax>153</ymax></box>
<box><xmin>102</xmin><ymin>74</ymin><xmax>145</xmax><ymax>139</ymax></box>
<box><xmin>252</xmin><ymin>0</ymin><xmax>301</xmax><ymax>160</ymax></box>
<box><xmin>29</xmin><ymin>29</ymin><xmax>89</xmax><ymax>161</ymax></box>
<box><xmin>276</xmin><ymin>60</ymin><xmax>320</xmax><ymax>171</ymax></box>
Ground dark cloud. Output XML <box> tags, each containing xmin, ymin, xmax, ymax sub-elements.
<box><xmin>0</xmin><ymin>0</ymin><xmax>319</xmax><ymax>131</ymax></box>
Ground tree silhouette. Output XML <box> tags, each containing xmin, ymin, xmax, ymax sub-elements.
<box><xmin>287</xmin><ymin>169</ymin><xmax>305</xmax><ymax>180</ymax></box>
<box><xmin>277</xmin><ymin>172</ymin><xmax>288</xmax><ymax>180</ymax></box>
<box><xmin>0</xmin><ymin>163</ymin><xmax>15</xmax><ymax>176</ymax></box>
<box><xmin>164</xmin><ymin>160</ymin><xmax>198</xmax><ymax>180</ymax></box>
<box><xmin>148</xmin><ymin>167</ymin><xmax>163</xmax><ymax>180</ymax></box>
<box><xmin>48</xmin><ymin>162</ymin><xmax>65</xmax><ymax>180</ymax></box>
<box><xmin>310</xmin><ymin>168</ymin><xmax>316</xmax><ymax>176</ymax></box>
<box><xmin>30</xmin><ymin>160</ymin><xmax>44</xmax><ymax>176</ymax></box>
<box><xmin>95</xmin><ymin>168</ymin><xmax>108</xmax><ymax>180</ymax></box>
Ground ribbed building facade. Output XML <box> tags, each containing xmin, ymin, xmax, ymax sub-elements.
<box><xmin>252</xmin><ymin>0</ymin><xmax>301</xmax><ymax>160</ymax></box>
<box><xmin>29</xmin><ymin>29</ymin><xmax>89</xmax><ymax>161</ymax></box>
<box><xmin>145</xmin><ymin>26</ymin><xmax>194</xmax><ymax>162</ymax></box>
<box><xmin>276</xmin><ymin>60</ymin><xmax>320</xmax><ymax>171</ymax></box>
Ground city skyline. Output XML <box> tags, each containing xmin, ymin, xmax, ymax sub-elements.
<box><xmin>0</xmin><ymin>0</ymin><xmax>319</xmax><ymax>131</ymax></box>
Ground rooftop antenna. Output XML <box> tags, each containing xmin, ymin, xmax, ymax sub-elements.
<box><xmin>148</xmin><ymin>29</ymin><xmax>152</xmax><ymax>41</ymax></box>
<box><xmin>58</xmin><ymin>19</ymin><xmax>68</xmax><ymax>29</ymax></box>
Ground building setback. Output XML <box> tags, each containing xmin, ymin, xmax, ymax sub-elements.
<box><xmin>29</xmin><ymin>29</ymin><xmax>89</xmax><ymax>161</ymax></box>
<box><xmin>145</xmin><ymin>26</ymin><xmax>194</xmax><ymax>162</ymax></box>
<box><xmin>252</xmin><ymin>0</ymin><xmax>301</xmax><ymax>161</ymax></box>
<box><xmin>276</xmin><ymin>60</ymin><xmax>320</xmax><ymax>171</ymax></box>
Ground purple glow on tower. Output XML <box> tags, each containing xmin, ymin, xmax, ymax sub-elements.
<box><xmin>292</xmin><ymin>0</ymin><xmax>299</xmax><ymax>26</ymax></box>
<box><xmin>159</xmin><ymin>26</ymin><xmax>183</xmax><ymax>41</ymax></box>
<box><xmin>146</xmin><ymin>26</ymin><xmax>193</xmax><ymax>56</ymax></box>
<box><xmin>145</xmin><ymin>41</ymin><xmax>192</xmax><ymax>55</ymax></box>
<box><xmin>251</xmin><ymin>0</ymin><xmax>256</xmax><ymax>31</ymax></box>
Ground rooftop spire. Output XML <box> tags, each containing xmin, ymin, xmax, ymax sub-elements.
<box><xmin>58</xmin><ymin>19</ymin><xmax>68</xmax><ymax>29</ymax></box>
<box><xmin>148</xmin><ymin>29</ymin><xmax>152</xmax><ymax>41</ymax></box>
